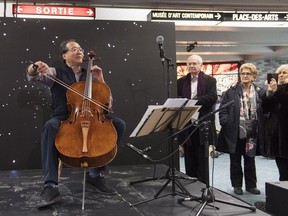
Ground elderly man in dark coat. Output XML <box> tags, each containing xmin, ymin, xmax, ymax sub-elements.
<box><xmin>177</xmin><ymin>54</ymin><xmax>217</xmax><ymax>183</ymax></box>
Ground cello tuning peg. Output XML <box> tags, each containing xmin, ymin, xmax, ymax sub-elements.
<box><xmin>88</xmin><ymin>51</ymin><xmax>96</xmax><ymax>58</ymax></box>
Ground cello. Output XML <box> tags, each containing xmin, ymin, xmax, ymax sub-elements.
<box><xmin>55</xmin><ymin>51</ymin><xmax>117</xmax><ymax>168</ymax></box>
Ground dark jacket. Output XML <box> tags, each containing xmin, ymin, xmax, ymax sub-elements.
<box><xmin>50</xmin><ymin>64</ymin><xmax>87</xmax><ymax>117</ymax></box>
<box><xmin>177</xmin><ymin>71</ymin><xmax>217</xmax><ymax>121</ymax></box>
<box><xmin>217</xmin><ymin>82</ymin><xmax>266</xmax><ymax>156</ymax></box>
<box><xmin>177</xmin><ymin>72</ymin><xmax>217</xmax><ymax>145</ymax></box>
<box><xmin>262</xmin><ymin>84</ymin><xmax>288</xmax><ymax>158</ymax></box>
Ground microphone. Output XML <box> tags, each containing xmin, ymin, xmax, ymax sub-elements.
<box><xmin>142</xmin><ymin>146</ymin><xmax>152</xmax><ymax>153</ymax></box>
<box><xmin>127</xmin><ymin>143</ymin><xmax>143</xmax><ymax>154</ymax></box>
<box><xmin>177</xmin><ymin>197</ymin><xmax>193</xmax><ymax>203</ymax></box>
<box><xmin>219</xmin><ymin>100</ymin><xmax>234</xmax><ymax>110</ymax></box>
<box><xmin>127</xmin><ymin>143</ymin><xmax>151</xmax><ymax>160</ymax></box>
<box><xmin>156</xmin><ymin>35</ymin><xmax>165</xmax><ymax>64</ymax></box>
<box><xmin>193</xmin><ymin>100</ymin><xmax>235</xmax><ymax>125</ymax></box>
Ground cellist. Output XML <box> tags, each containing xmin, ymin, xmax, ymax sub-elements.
<box><xmin>26</xmin><ymin>39</ymin><xmax>126</xmax><ymax>208</ymax></box>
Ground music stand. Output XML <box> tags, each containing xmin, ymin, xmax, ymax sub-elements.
<box><xmin>128</xmin><ymin>98</ymin><xmax>201</xmax><ymax>206</ymax></box>
<box><xmin>177</xmin><ymin>101</ymin><xmax>257</xmax><ymax>215</ymax></box>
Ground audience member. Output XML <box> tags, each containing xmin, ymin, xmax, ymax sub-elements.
<box><xmin>217</xmin><ymin>63</ymin><xmax>265</xmax><ymax>195</ymax></box>
<box><xmin>262</xmin><ymin>64</ymin><xmax>288</xmax><ymax>181</ymax></box>
<box><xmin>177</xmin><ymin>54</ymin><xmax>217</xmax><ymax>183</ymax></box>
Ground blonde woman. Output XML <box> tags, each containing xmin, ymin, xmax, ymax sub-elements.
<box><xmin>217</xmin><ymin>63</ymin><xmax>266</xmax><ymax>195</ymax></box>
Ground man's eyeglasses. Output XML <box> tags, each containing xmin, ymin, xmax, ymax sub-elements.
<box><xmin>69</xmin><ymin>47</ymin><xmax>84</xmax><ymax>53</ymax></box>
<box><xmin>240</xmin><ymin>72</ymin><xmax>252</xmax><ymax>76</ymax></box>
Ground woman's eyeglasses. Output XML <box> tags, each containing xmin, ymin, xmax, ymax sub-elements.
<box><xmin>240</xmin><ymin>72</ymin><xmax>252</xmax><ymax>76</ymax></box>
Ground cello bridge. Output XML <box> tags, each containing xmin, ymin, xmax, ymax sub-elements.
<box><xmin>80</xmin><ymin>108</ymin><xmax>93</xmax><ymax>117</ymax></box>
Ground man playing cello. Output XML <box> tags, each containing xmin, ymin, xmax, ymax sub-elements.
<box><xmin>26</xmin><ymin>39</ymin><xmax>126</xmax><ymax>208</ymax></box>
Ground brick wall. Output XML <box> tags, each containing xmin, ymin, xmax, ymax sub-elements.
<box><xmin>248</xmin><ymin>58</ymin><xmax>287</xmax><ymax>86</ymax></box>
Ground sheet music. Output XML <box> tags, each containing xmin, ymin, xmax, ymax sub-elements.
<box><xmin>185</xmin><ymin>99</ymin><xmax>198</xmax><ymax>108</ymax></box>
<box><xmin>130</xmin><ymin>98</ymin><xmax>201</xmax><ymax>137</ymax></box>
<box><xmin>172</xmin><ymin>105</ymin><xmax>201</xmax><ymax>129</ymax></box>
<box><xmin>163</xmin><ymin>98</ymin><xmax>197</xmax><ymax>108</ymax></box>
<box><xmin>162</xmin><ymin>98</ymin><xmax>200</xmax><ymax>129</ymax></box>
<box><xmin>130</xmin><ymin>105</ymin><xmax>162</xmax><ymax>137</ymax></box>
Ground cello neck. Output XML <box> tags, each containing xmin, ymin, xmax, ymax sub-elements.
<box><xmin>84</xmin><ymin>51</ymin><xmax>96</xmax><ymax>99</ymax></box>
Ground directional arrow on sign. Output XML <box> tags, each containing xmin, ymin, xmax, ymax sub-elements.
<box><xmin>215</xmin><ymin>13</ymin><xmax>221</xmax><ymax>20</ymax></box>
<box><xmin>86</xmin><ymin>9</ymin><xmax>94</xmax><ymax>16</ymax></box>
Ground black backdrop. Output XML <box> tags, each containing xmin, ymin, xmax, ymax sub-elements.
<box><xmin>0</xmin><ymin>17</ymin><xmax>177</xmax><ymax>170</ymax></box>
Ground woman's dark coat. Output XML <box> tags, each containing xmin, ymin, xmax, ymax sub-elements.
<box><xmin>262</xmin><ymin>83</ymin><xmax>288</xmax><ymax>159</ymax></box>
<box><xmin>217</xmin><ymin>82</ymin><xmax>266</xmax><ymax>156</ymax></box>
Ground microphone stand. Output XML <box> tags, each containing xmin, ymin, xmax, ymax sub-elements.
<box><xmin>129</xmin><ymin>43</ymin><xmax>176</xmax><ymax>187</ymax></box>
<box><xmin>129</xmin><ymin>99</ymin><xmax>196</xmax><ymax>207</ymax></box>
<box><xmin>177</xmin><ymin>100</ymin><xmax>257</xmax><ymax>215</ymax></box>
<box><xmin>128</xmin><ymin>44</ymin><xmax>196</xmax><ymax>207</ymax></box>
<box><xmin>164</xmin><ymin>55</ymin><xmax>174</xmax><ymax>99</ymax></box>
<box><xmin>173</xmin><ymin>100</ymin><xmax>235</xmax><ymax>139</ymax></box>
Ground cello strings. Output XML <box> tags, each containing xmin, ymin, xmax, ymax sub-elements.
<box><xmin>43</xmin><ymin>73</ymin><xmax>110</xmax><ymax>112</ymax></box>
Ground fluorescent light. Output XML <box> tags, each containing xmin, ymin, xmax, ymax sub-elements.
<box><xmin>218</xmin><ymin>21</ymin><xmax>288</xmax><ymax>27</ymax></box>
<box><xmin>150</xmin><ymin>19</ymin><xmax>222</xmax><ymax>26</ymax></box>
<box><xmin>174</xmin><ymin>20</ymin><xmax>222</xmax><ymax>26</ymax></box>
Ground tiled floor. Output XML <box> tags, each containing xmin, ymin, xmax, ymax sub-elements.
<box><xmin>0</xmin><ymin>164</ymin><xmax>270</xmax><ymax>216</ymax></box>
<box><xmin>180</xmin><ymin>151</ymin><xmax>279</xmax><ymax>205</ymax></box>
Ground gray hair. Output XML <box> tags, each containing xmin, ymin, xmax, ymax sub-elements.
<box><xmin>276</xmin><ymin>64</ymin><xmax>288</xmax><ymax>74</ymax></box>
<box><xmin>187</xmin><ymin>54</ymin><xmax>203</xmax><ymax>65</ymax></box>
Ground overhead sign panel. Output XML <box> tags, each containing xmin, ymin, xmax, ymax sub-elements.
<box><xmin>13</xmin><ymin>4</ymin><xmax>95</xmax><ymax>18</ymax></box>
<box><xmin>224</xmin><ymin>13</ymin><xmax>288</xmax><ymax>22</ymax></box>
<box><xmin>148</xmin><ymin>10</ymin><xmax>223</xmax><ymax>21</ymax></box>
<box><xmin>148</xmin><ymin>10</ymin><xmax>288</xmax><ymax>23</ymax></box>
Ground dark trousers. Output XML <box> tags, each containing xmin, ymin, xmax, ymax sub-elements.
<box><xmin>230</xmin><ymin>138</ymin><xmax>257</xmax><ymax>189</ymax></box>
<box><xmin>183</xmin><ymin>126</ymin><xmax>206</xmax><ymax>183</ymax></box>
<box><xmin>41</xmin><ymin>114</ymin><xmax>126</xmax><ymax>185</ymax></box>
<box><xmin>275</xmin><ymin>157</ymin><xmax>288</xmax><ymax>181</ymax></box>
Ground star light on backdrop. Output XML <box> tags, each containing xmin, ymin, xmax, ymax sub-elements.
<box><xmin>0</xmin><ymin>17</ymin><xmax>174</xmax><ymax>170</ymax></box>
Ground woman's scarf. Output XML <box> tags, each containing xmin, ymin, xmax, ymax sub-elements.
<box><xmin>239</xmin><ymin>84</ymin><xmax>258</xmax><ymax>156</ymax></box>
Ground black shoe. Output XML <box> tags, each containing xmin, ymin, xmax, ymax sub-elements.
<box><xmin>86</xmin><ymin>174</ymin><xmax>117</xmax><ymax>195</ymax></box>
<box><xmin>35</xmin><ymin>186</ymin><xmax>61</xmax><ymax>208</ymax></box>
<box><xmin>234</xmin><ymin>187</ymin><xmax>243</xmax><ymax>195</ymax></box>
<box><xmin>246</xmin><ymin>188</ymin><xmax>261</xmax><ymax>194</ymax></box>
